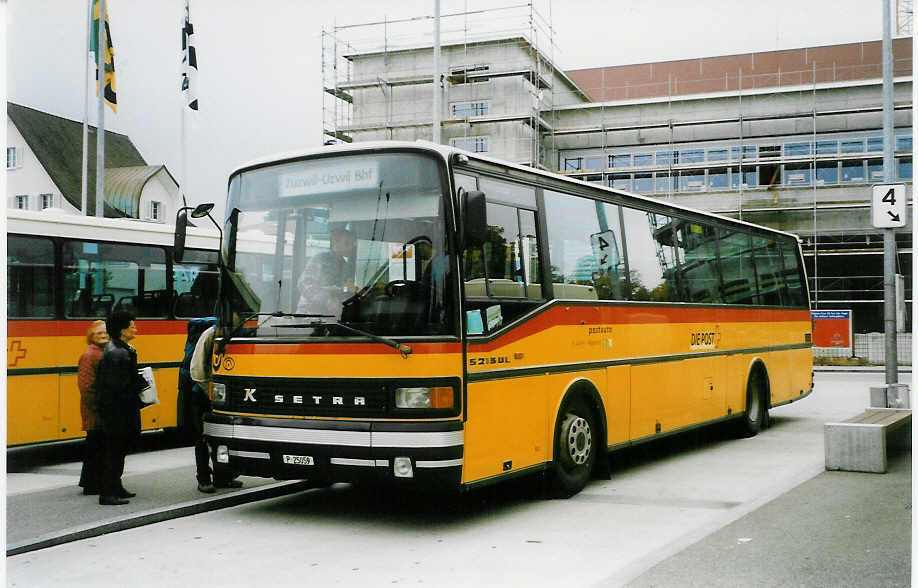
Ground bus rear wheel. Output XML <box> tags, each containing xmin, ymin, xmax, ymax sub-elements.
<box><xmin>550</xmin><ymin>398</ymin><xmax>596</xmax><ymax>498</ymax></box>
<box><xmin>737</xmin><ymin>371</ymin><xmax>767</xmax><ymax>438</ymax></box>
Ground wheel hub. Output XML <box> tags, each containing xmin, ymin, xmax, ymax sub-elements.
<box><xmin>566</xmin><ymin>416</ymin><xmax>592</xmax><ymax>465</ymax></box>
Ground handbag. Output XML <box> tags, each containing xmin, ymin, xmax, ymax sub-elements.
<box><xmin>137</xmin><ymin>366</ymin><xmax>159</xmax><ymax>407</ymax></box>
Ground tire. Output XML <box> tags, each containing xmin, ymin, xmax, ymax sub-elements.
<box><xmin>737</xmin><ymin>371</ymin><xmax>767</xmax><ymax>438</ymax></box>
<box><xmin>550</xmin><ymin>397</ymin><xmax>597</xmax><ymax>498</ymax></box>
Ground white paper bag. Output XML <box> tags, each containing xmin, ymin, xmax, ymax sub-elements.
<box><xmin>138</xmin><ymin>366</ymin><xmax>159</xmax><ymax>407</ymax></box>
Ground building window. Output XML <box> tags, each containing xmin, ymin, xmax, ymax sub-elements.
<box><xmin>707</xmin><ymin>149</ymin><xmax>728</xmax><ymax>162</ymax></box>
<box><xmin>563</xmin><ymin>157</ymin><xmax>582</xmax><ymax>171</ymax></box>
<box><xmin>898</xmin><ymin>158</ymin><xmax>912</xmax><ymax>180</ymax></box>
<box><xmin>451</xmin><ymin>136</ymin><xmax>488</xmax><ymax>153</ymax></box>
<box><xmin>730</xmin><ymin>167</ymin><xmax>757</xmax><ymax>189</ymax></box>
<box><xmin>758</xmin><ymin>145</ymin><xmax>781</xmax><ymax>158</ymax></box>
<box><xmin>816</xmin><ymin>140</ymin><xmax>838</xmax><ymax>155</ymax></box>
<box><xmin>784</xmin><ymin>142</ymin><xmax>811</xmax><ymax>156</ymax></box>
<box><xmin>610</xmin><ymin>154</ymin><xmax>631</xmax><ymax>168</ymax></box>
<box><xmin>866</xmin><ymin>137</ymin><xmax>884</xmax><ymax>152</ymax></box>
<box><xmin>709</xmin><ymin>168</ymin><xmax>728</xmax><ymax>189</ymax></box>
<box><xmin>867</xmin><ymin>159</ymin><xmax>884</xmax><ymax>182</ymax></box>
<box><xmin>841</xmin><ymin>160</ymin><xmax>865</xmax><ymax>182</ymax></box>
<box><xmin>15</xmin><ymin>195</ymin><xmax>29</xmax><ymax>209</ymax></box>
<box><xmin>678</xmin><ymin>169</ymin><xmax>705</xmax><ymax>191</ymax></box>
<box><xmin>784</xmin><ymin>163</ymin><xmax>812</xmax><ymax>186</ymax></box>
<box><xmin>634</xmin><ymin>153</ymin><xmax>653</xmax><ymax>167</ymax></box>
<box><xmin>7</xmin><ymin>147</ymin><xmax>18</xmax><ymax>169</ymax></box>
<box><xmin>451</xmin><ymin>101</ymin><xmax>489</xmax><ymax>118</ymax></box>
<box><xmin>896</xmin><ymin>136</ymin><xmax>912</xmax><ymax>152</ymax></box>
<box><xmin>40</xmin><ymin>194</ymin><xmax>54</xmax><ymax>209</ymax></box>
<box><xmin>150</xmin><ymin>201</ymin><xmax>162</xmax><ymax>221</ymax></box>
<box><xmin>816</xmin><ymin>162</ymin><xmax>839</xmax><ymax>185</ymax></box>
<box><xmin>841</xmin><ymin>139</ymin><xmax>864</xmax><ymax>154</ymax></box>
<box><xmin>585</xmin><ymin>156</ymin><xmax>603</xmax><ymax>170</ymax></box>
<box><xmin>656</xmin><ymin>151</ymin><xmax>676</xmax><ymax>165</ymax></box>
<box><xmin>655</xmin><ymin>172</ymin><xmax>673</xmax><ymax>193</ymax></box>
<box><xmin>634</xmin><ymin>174</ymin><xmax>653</xmax><ymax>193</ymax></box>
<box><xmin>679</xmin><ymin>149</ymin><xmax>704</xmax><ymax>164</ymax></box>
<box><xmin>731</xmin><ymin>145</ymin><xmax>756</xmax><ymax>160</ymax></box>
<box><xmin>611</xmin><ymin>174</ymin><xmax>631</xmax><ymax>191</ymax></box>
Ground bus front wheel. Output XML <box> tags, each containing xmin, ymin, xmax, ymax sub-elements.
<box><xmin>550</xmin><ymin>398</ymin><xmax>596</xmax><ymax>498</ymax></box>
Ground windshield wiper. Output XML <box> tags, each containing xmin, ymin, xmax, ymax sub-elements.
<box><xmin>218</xmin><ymin>311</ymin><xmax>336</xmax><ymax>352</ymax></box>
<box><xmin>282</xmin><ymin>317</ymin><xmax>412</xmax><ymax>358</ymax></box>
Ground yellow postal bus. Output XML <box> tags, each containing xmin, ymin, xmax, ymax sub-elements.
<box><xmin>6</xmin><ymin>210</ymin><xmax>219</xmax><ymax>446</ymax></box>
<box><xmin>193</xmin><ymin>142</ymin><xmax>812</xmax><ymax>497</ymax></box>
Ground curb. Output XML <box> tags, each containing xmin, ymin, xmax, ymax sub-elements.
<box><xmin>7</xmin><ymin>480</ymin><xmax>313</xmax><ymax>556</ymax></box>
<box><xmin>813</xmin><ymin>366</ymin><xmax>912</xmax><ymax>373</ymax></box>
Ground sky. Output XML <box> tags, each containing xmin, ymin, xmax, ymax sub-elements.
<box><xmin>6</xmin><ymin>0</ymin><xmax>887</xmax><ymax>220</ymax></box>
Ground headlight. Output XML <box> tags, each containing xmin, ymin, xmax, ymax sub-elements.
<box><xmin>395</xmin><ymin>386</ymin><xmax>454</xmax><ymax>409</ymax></box>
<box><xmin>212</xmin><ymin>382</ymin><xmax>227</xmax><ymax>406</ymax></box>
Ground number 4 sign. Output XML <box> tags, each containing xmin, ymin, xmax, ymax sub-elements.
<box><xmin>871</xmin><ymin>184</ymin><xmax>907</xmax><ymax>228</ymax></box>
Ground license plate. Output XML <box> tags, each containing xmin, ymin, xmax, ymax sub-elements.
<box><xmin>282</xmin><ymin>454</ymin><xmax>314</xmax><ymax>466</ymax></box>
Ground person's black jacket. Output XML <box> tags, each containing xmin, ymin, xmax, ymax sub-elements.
<box><xmin>95</xmin><ymin>338</ymin><xmax>143</xmax><ymax>438</ymax></box>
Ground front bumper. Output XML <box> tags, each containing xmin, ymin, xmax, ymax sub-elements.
<box><xmin>204</xmin><ymin>412</ymin><xmax>463</xmax><ymax>489</ymax></box>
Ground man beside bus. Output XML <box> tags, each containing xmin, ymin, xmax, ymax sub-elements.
<box><xmin>190</xmin><ymin>322</ymin><xmax>243</xmax><ymax>493</ymax></box>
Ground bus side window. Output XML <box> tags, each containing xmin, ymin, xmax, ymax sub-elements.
<box><xmin>463</xmin><ymin>177</ymin><xmax>543</xmax><ymax>332</ymax></box>
<box><xmin>543</xmin><ymin>190</ymin><xmax>626</xmax><ymax>301</ymax></box>
<box><xmin>8</xmin><ymin>235</ymin><xmax>56</xmax><ymax>318</ymax></box>
<box><xmin>751</xmin><ymin>235</ymin><xmax>785</xmax><ymax>306</ymax></box>
<box><xmin>618</xmin><ymin>208</ymin><xmax>674</xmax><ymax>302</ymax></box>
<box><xmin>174</xmin><ymin>248</ymin><xmax>220</xmax><ymax>318</ymax></box>
<box><xmin>779</xmin><ymin>240</ymin><xmax>807</xmax><ymax>307</ymax></box>
<box><xmin>63</xmin><ymin>241</ymin><xmax>168</xmax><ymax>318</ymax></box>
<box><xmin>717</xmin><ymin>230</ymin><xmax>758</xmax><ymax>305</ymax></box>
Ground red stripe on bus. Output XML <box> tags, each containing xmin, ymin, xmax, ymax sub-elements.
<box><xmin>224</xmin><ymin>342</ymin><xmax>462</xmax><ymax>355</ymax></box>
<box><xmin>468</xmin><ymin>305</ymin><xmax>809</xmax><ymax>351</ymax></box>
<box><xmin>7</xmin><ymin>320</ymin><xmax>190</xmax><ymax>338</ymax></box>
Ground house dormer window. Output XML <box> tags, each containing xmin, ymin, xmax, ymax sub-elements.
<box><xmin>15</xmin><ymin>195</ymin><xmax>29</xmax><ymax>209</ymax></box>
<box><xmin>150</xmin><ymin>201</ymin><xmax>162</xmax><ymax>221</ymax></box>
<box><xmin>7</xmin><ymin>147</ymin><xmax>19</xmax><ymax>169</ymax></box>
<box><xmin>40</xmin><ymin>194</ymin><xmax>54</xmax><ymax>209</ymax></box>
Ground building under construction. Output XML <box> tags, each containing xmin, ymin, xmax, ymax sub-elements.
<box><xmin>322</xmin><ymin>4</ymin><xmax>913</xmax><ymax>338</ymax></box>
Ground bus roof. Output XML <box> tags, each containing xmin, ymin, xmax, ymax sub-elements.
<box><xmin>6</xmin><ymin>208</ymin><xmax>221</xmax><ymax>250</ymax></box>
<box><xmin>230</xmin><ymin>140</ymin><xmax>801</xmax><ymax>242</ymax></box>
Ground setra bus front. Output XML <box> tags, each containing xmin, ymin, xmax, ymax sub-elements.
<box><xmin>200</xmin><ymin>146</ymin><xmax>468</xmax><ymax>489</ymax></box>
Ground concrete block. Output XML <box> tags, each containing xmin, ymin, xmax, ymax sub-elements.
<box><xmin>888</xmin><ymin>384</ymin><xmax>910</xmax><ymax>409</ymax></box>
<box><xmin>870</xmin><ymin>386</ymin><xmax>888</xmax><ymax>408</ymax></box>
<box><xmin>824</xmin><ymin>422</ymin><xmax>887</xmax><ymax>473</ymax></box>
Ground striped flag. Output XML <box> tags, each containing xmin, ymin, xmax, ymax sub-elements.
<box><xmin>181</xmin><ymin>0</ymin><xmax>199</xmax><ymax>110</ymax></box>
<box><xmin>89</xmin><ymin>0</ymin><xmax>117</xmax><ymax>112</ymax></box>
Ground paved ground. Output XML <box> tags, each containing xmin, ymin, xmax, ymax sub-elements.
<box><xmin>5</xmin><ymin>370</ymin><xmax>913</xmax><ymax>587</ymax></box>
<box><xmin>625</xmin><ymin>449</ymin><xmax>911</xmax><ymax>588</ymax></box>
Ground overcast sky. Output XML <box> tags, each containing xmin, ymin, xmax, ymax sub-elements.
<box><xmin>6</xmin><ymin>0</ymin><xmax>886</xmax><ymax>219</ymax></box>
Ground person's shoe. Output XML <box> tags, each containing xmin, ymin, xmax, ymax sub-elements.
<box><xmin>117</xmin><ymin>488</ymin><xmax>136</xmax><ymax>499</ymax></box>
<box><xmin>82</xmin><ymin>487</ymin><xmax>100</xmax><ymax>496</ymax></box>
<box><xmin>214</xmin><ymin>479</ymin><xmax>243</xmax><ymax>489</ymax></box>
<box><xmin>197</xmin><ymin>482</ymin><xmax>216</xmax><ymax>494</ymax></box>
<box><xmin>99</xmin><ymin>495</ymin><xmax>129</xmax><ymax>506</ymax></box>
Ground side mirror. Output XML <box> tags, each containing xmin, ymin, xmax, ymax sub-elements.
<box><xmin>224</xmin><ymin>208</ymin><xmax>240</xmax><ymax>271</ymax></box>
<box><xmin>463</xmin><ymin>190</ymin><xmax>487</xmax><ymax>248</ymax></box>
<box><xmin>174</xmin><ymin>208</ymin><xmax>188</xmax><ymax>262</ymax></box>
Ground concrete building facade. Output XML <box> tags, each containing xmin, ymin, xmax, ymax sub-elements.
<box><xmin>323</xmin><ymin>11</ymin><xmax>912</xmax><ymax>334</ymax></box>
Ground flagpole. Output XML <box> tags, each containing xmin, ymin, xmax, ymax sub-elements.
<box><xmin>81</xmin><ymin>0</ymin><xmax>91</xmax><ymax>215</ymax></box>
<box><xmin>94</xmin><ymin>0</ymin><xmax>106</xmax><ymax>217</ymax></box>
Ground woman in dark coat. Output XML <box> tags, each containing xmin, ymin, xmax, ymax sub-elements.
<box><xmin>95</xmin><ymin>310</ymin><xmax>144</xmax><ymax>505</ymax></box>
<box><xmin>77</xmin><ymin>320</ymin><xmax>109</xmax><ymax>495</ymax></box>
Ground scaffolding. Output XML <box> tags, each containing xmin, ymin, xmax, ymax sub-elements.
<box><xmin>321</xmin><ymin>2</ymin><xmax>562</xmax><ymax>168</ymax></box>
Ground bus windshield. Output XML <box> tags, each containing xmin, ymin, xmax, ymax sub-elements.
<box><xmin>224</xmin><ymin>152</ymin><xmax>455</xmax><ymax>338</ymax></box>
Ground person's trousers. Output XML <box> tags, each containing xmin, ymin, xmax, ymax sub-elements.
<box><xmin>99</xmin><ymin>433</ymin><xmax>129</xmax><ymax>497</ymax></box>
<box><xmin>191</xmin><ymin>387</ymin><xmax>234</xmax><ymax>485</ymax></box>
<box><xmin>79</xmin><ymin>429</ymin><xmax>104</xmax><ymax>491</ymax></box>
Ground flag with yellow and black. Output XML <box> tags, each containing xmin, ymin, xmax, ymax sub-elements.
<box><xmin>90</xmin><ymin>0</ymin><xmax>117</xmax><ymax>112</ymax></box>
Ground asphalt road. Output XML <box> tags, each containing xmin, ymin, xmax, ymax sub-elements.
<box><xmin>5</xmin><ymin>372</ymin><xmax>911</xmax><ymax>587</ymax></box>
